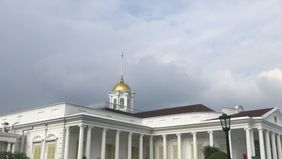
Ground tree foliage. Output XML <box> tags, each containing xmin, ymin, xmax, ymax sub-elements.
<box><xmin>0</xmin><ymin>152</ymin><xmax>29</xmax><ymax>159</ymax></box>
<box><xmin>203</xmin><ymin>146</ymin><xmax>227</xmax><ymax>159</ymax></box>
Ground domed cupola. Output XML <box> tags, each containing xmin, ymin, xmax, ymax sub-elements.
<box><xmin>108</xmin><ymin>54</ymin><xmax>135</xmax><ymax>113</ymax></box>
<box><xmin>112</xmin><ymin>78</ymin><xmax>131</xmax><ymax>92</ymax></box>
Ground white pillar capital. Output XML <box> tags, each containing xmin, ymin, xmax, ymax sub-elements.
<box><xmin>176</xmin><ymin>133</ymin><xmax>181</xmax><ymax>137</ymax></box>
<box><xmin>208</xmin><ymin>130</ymin><xmax>213</xmax><ymax>134</ymax></box>
<box><xmin>78</xmin><ymin>124</ymin><xmax>87</xmax><ymax>128</ymax></box>
<box><xmin>244</xmin><ymin>127</ymin><xmax>251</xmax><ymax>131</ymax></box>
<box><xmin>192</xmin><ymin>131</ymin><xmax>197</xmax><ymax>135</ymax></box>
<box><xmin>88</xmin><ymin>125</ymin><xmax>94</xmax><ymax>129</ymax></box>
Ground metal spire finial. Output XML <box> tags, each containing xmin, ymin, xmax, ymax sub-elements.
<box><xmin>121</xmin><ymin>53</ymin><xmax>124</xmax><ymax>81</ymax></box>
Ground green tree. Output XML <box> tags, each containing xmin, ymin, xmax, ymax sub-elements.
<box><xmin>0</xmin><ymin>152</ymin><xmax>29</xmax><ymax>159</ymax></box>
<box><xmin>203</xmin><ymin>146</ymin><xmax>227</xmax><ymax>159</ymax></box>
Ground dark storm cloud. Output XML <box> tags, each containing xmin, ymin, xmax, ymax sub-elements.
<box><xmin>127</xmin><ymin>57</ymin><xmax>207</xmax><ymax>111</ymax></box>
<box><xmin>0</xmin><ymin>0</ymin><xmax>282</xmax><ymax>114</ymax></box>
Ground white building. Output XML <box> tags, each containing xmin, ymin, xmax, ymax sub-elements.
<box><xmin>0</xmin><ymin>77</ymin><xmax>281</xmax><ymax>159</ymax></box>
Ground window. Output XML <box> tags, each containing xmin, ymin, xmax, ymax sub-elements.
<box><xmin>0</xmin><ymin>142</ymin><xmax>7</xmax><ymax>152</ymax></box>
<box><xmin>46</xmin><ymin>143</ymin><xmax>56</xmax><ymax>159</ymax></box>
<box><xmin>106</xmin><ymin>144</ymin><xmax>115</xmax><ymax>159</ymax></box>
<box><xmin>120</xmin><ymin>98</ymin><xmax>124</xmax><ymax>108</ymax></box>
<box><xmin>132</xmin><ymin>147</ymin><xmax>139</xmax><ymax>159</ymax></box>
<box><xmin>191</xmin><ymin>143</ymin><xmax>204</xmax><ymax>159</ymax></box>
<box><xmin>127</xmin><ymin>99</ymin><xmax>130</xmax><ymax>107</ymax></box>
<box><xmin>33</xmin><ymin>143</ymin><xmax>41</xmax><ymax>159</ymax></box>
<box><xmin>113</xmin><ymin>99</ymin><xmax>117</xmax><ymax>109</ymax></box>
<box><xmin>158</xmin><ymin>145</ymin><xmax>163</xmax><ymax>159</ymax></box>
<box><xmin>172</xmin><ymin>145</ymin><xmax>178</xmax><ymax>159</ymax></box>
<box><xmin>274</xmin><ymin>116</ymin><xmax>277</xmax><ymax>123</ymax></box>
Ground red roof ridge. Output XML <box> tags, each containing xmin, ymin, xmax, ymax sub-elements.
<box><xmin>230</xmin><ymin>107</ymin><xmax>273</xmax><ymax>118</ymax></box>
<box><xmin>135</xmin><ymin>104</ymin><xmax>215</xmax><ymax>118</ymax></box>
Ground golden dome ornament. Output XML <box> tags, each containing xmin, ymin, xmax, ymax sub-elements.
<box><xmin>112</xmin><ymin>79</ymin><xmax>131</xmax><ymax>92</ymax></box>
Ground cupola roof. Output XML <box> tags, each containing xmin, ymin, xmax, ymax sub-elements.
<box><xmin>112</xmin><ymin>79</ymin><xmax>131</xmax><ymax>92</ymax></box>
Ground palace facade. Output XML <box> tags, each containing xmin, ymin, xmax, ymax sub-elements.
<box><xmin>0</xmin><ymin>77</ymin><xmax>281</xmax><ymax>159</ymax></box>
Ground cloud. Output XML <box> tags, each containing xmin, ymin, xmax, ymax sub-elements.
<box><xmin>0</xmin><ymin>0</ymin><xmax>282</xmax><ymax>113</ymax></box>
<box><xmin>259</xmin><ymin>68</ymin><xmax>282</xmax><ymax>81</ymax></box>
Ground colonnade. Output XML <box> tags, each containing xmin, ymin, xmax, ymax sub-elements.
<box><xmin>6</xmin><ymin>142</ymin><xmax>15</xmax><ymax>153</ymax></box>
<box><xmin>254</xmin><ymin>128</ymin><xmax>282</xmax><ymax>159</ymax></box>
<box><xmin>160</xmin><ymin>131</ymin><xmax>219</xmax><ymax>159</ymax></box>
<box><xmin>64</xmin><ymin>125</ymin><xmax>153</xmax><ymax>159</ymax></box>
<box><xmin>64</xmin><ymin>125</ymin><xmax>282</xmax><ymax>159</ymax></box>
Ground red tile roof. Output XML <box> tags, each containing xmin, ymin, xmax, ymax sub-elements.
<box><xmin>134</xmin><ymin>104</ymin><xmax>215</xmax><ymax>118</ymax></box>
<box><xmin>230</xmin><ymin>108</ymin><xmax>273</xmax><ymax>118</ymax></box>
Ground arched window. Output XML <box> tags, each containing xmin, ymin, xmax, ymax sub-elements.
<box><xmin>46</xmin><ymin>134</ymin><xmax>58</xmax><ymax>159</ymax></box>
<box><xmin>120</xmin><ymin>98</ymin><xmax>124</xmax><ymax>108</ymax></box>
<box><xmin>32</xmin><ymin>136</ymin><xmax>43</xmax><ymax>159</ymax></box>
<box><xmin>113</xmin><ymin>99</ymin><xmax>117</xmax><ymax>109</ymax></box>
<box><xmin>127</xmin><ymin>99</ymin><xmax>130</xmax><ymax>107</ymax></box>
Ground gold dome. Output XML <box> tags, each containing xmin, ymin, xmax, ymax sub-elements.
<box><xmin>112</xmin><ymin>79</ymin><xmax>131</xmax><ymax>92</ymax></box>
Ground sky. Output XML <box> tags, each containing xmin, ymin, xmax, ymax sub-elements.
<box><xmin>1</xmin><ymin>0</ymin><xmax>282</xmax><ymax>114</ymax></box>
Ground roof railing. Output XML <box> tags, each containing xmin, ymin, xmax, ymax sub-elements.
<box><xmin>105</xmin><ymin>101</ymin><xmax>142</xmax><ymax>113</ymax></box>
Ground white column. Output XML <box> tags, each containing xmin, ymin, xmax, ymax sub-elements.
<box><xmin>192</xmin><ymin>132</ymin><xmax>198</xmax><ymax>159</ymax></box>
<box><xmin>162</xmin><ymin>135</ymin><xmax>167</xmax><ymax>159</ymax></box>
<box><xmin>86</xmin><ymin>126</ymin><xmax>92</xmax><ymax>159</ymax></box>
<box><xmin>40</xmin><ymin>139</ymin><xmax>46</xmax><ymax>159</ymax></box>
<box><xmin>208</xmin><ymin>131</ymin><xmax>214</xmax><ymax>147</ymax></box>
<box><xmin>258</xmin><ymin>128</ymin><xmax>266</xmax><ymax>159</ymax></box>
<box><xmin>64</xmin><ymin>127</ymin><xmax>70</xmax><ymax>159</ymax></box>
<box><xmin>150</xmin><ymin>136</ymin><xmax>154</xmax><ymax>159</ymax></box>
<box><xmin>7</xmin><ymin>143</ymin><xmax>11</xmax><ymax>152</ymax></box>
<box><xmin>115</xmin><ymin>130</ymin><xmax>121</xmax><ymax>159</ymax></box>
<box><xmin>77</xmin><ymin>125</ymin><xmax>85</xmax><ymax>159</ymax></box>
<box><xmin>276</xmin><ymin>134</ymin><xmax>282</xmax><ymax>159</ymax></box>
<box><xmin>250</xmin><ymin>129</ymin><xmax>256</xmax><ymax>157</ymax></box>
<box><xmin>265</xmin><ymin>130</ymin><xmax>272</xmax><ymax>159</ymax></box>
<box><xmin>128</xmin><ymin>132</ymin><xmax>132</xmax><ymax>159</ymax></box>
<box><xmin>229</xmin><ymin>131</ymin><xmax>233</xmax><ymax>159</ymax></box>
<box><xmin>139</xmin><ymin>134</ymin><xmax>143</xmax><ymax>159</ymax></box>
<box><xmin>101</xmin><ymin>128</ymin><xmax>108</xmax><ymax>159</ymax></box>
<box><xmin>11</xmin><ymin>144</ymin><xmax>15</xmax><ymax>153</ymax></box>
<box><xmin>20</xmin><ymin>131</ymin><xmax>25</xmax><ymax>153</ymax></box>
<box><xmin>177</xmin><ymin>134</ymin><xmax>182</xmax><ymax>159</ymax></box>
<box><xmin>40</xmin><ymin>125</ymin><xmax>48</xmax><ymax>159</ymax></box>
<box><xmin>271</xmin><ymin>132</ymin><xmax>278</xmax><ymax>159</ymax></box>
<box><xmin>245</xmin><ymin>128</ymin><xmax>252</xmax><ymax>159</ymax></box>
